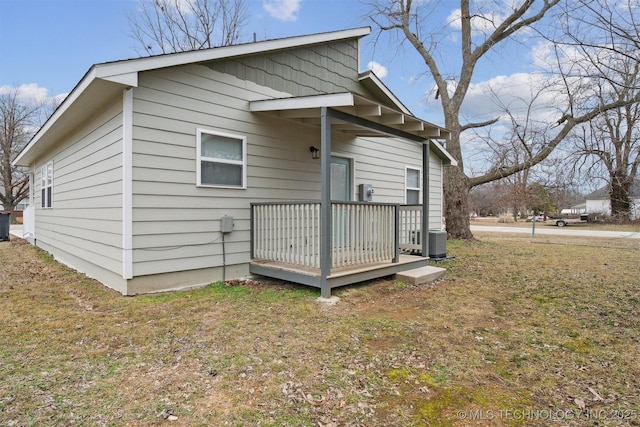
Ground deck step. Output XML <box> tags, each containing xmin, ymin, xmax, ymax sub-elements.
<box><xmin>396</xmin><ymin>266</ymin><xmax>446</xmax><ymax>286</ymax></box>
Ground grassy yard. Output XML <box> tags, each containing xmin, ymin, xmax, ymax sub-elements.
<box><xmin>1</xmin><ymin>233</ymin><xmax>639</xmax><ymax>426</ymax></box>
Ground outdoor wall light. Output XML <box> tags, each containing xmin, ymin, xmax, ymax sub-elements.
<box><xmin>309</xmin><ymin>146</ymin><xmax>320</xmax><ymax>159</ymax></box>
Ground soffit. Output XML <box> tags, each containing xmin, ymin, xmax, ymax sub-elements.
<box><xmin>250</xmin><ymin>92</ymin><xmax>456</xmax><ymax>165</ymax></box>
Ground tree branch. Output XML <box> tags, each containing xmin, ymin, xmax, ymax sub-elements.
<box><xmin>470</xmin><ymin>88</ymin><xmax>640</xmax><ymax>187</ymax></box>
<box><xmin>460</xmin><ymin>117</ymin><xmax>500</xmax><ymax>132</ymax></box>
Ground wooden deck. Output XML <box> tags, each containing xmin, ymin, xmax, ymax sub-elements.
<box><xmin>250</xmin><ymin>254</ymin><xmax>430</xmax><ymax>291</ymax></box>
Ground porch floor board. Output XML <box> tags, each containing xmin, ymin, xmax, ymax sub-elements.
<box><xmin>249</xmin><ymin>255</ymin><xmax>430</xmax><ymax>291</ymax></box>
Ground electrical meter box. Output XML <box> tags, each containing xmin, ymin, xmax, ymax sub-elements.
<box><xmin>359</xmin><ymin>184</ymin><xmax>374</xmax><ymax>202</ymax></box>
<box><xmin>221</xmin><ymin>215</ymin><xmax>234</xmax><ymax>233</ymax></box>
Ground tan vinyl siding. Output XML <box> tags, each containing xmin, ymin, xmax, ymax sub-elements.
<box><xmin>130</xmin><ymin>63</ymin><xmax>447</xmax><ymax>278</ymax></box>
<box><xmin>330</xmin><ymin>136</ymin><xmax>445</xmax><ymax>230</ymax></box>
<box><xmin>428</xmin><ymin>152</ymin><xmax>444</xmax><ymax>230</ymax></box>
<box><xmin>131</xmin><ymin>64</ymin><xmax>322</xmax><ymax>277</ymax></box>
<box><xmin>34</xmin><ymin>99</ymin><xmax>124</xmax><ymax>276</ymax></box>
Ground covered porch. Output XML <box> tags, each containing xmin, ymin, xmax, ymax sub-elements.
<box><xmin>248</xmin><ymin>90</ymin><xmax>454</xmax><ymax>297</ymax></box>
<box><xmin>250</xmin><ymin>202</ymin><xmax>428</xmax><ymax>295</ymax></box>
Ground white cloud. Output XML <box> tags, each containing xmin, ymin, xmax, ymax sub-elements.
<box><xmin>529</xmin><ymin>41</ymin><xmax>555</xmax><ymax>69</ymax></box>
<box><xmin>530</xmin><ymin>39</ymin><xmax>602</xmax><ymax>74</ymax></box>
<box><xmin>447</xmin><ymin>8</ymin><xmax>500</xmax><ymax>33</ymax></box>
<box><xmin>420</xmin><ymin>70</ymin><xmax>568</xmax><ymax>165</ymax></box>
<box><xmin>463</xmin><ymin>73</ymin><xmax>552</xmax><ymax>117</ymax></box>
<box><xmin>421</xmin><ymin>72</ymin><xmax>564</xmax><ymax>126</ymax></box>
<box><xmin>0</xmin><ymin>83</ymin><xmax>67</xmax><ymax>107</ymax></box>
<box><xmin>263</xmin><ymin>0</ymin><xmax>301</xmax><ymax>22</ymax></box>
<box><xmin>367</xmin><ymin>61</ymin><xmax>388</xmax><ymax>79</ymax></box>
<box><xmin>0</xmin><ymin>83</ymin><xmax>49</xmax><ymax>102</ymax></box>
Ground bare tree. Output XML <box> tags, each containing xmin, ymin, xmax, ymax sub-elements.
<box><xmin>0</xmin><ymin>88</ymin><xmax>46</xmax><ymax>220</ymax></box>
<box><xmin>474</xmin><ymin>80</ymin><xmax>555</xmax><ymax>220</ymax></box>
<box><xmin>539</xmin><ymin>155</ymin><xmax>585</xmax><ymax>214</ymax></box>
<box><xmin>570</xmin><ymin>100</ymin><xmax>640</xmax><ymax>222</ymax></box>
<box><xmin>468</xmin><ymin>184</ymin><xmax>498</xmax><ymax>217</ymax></box>
<box><xmin>367</xmin><ymin>0</ymin><xmax>640</xmax><ymax>238</ymax></box>
<box><xmin>559</xmin><ymin>1</ymin><xmax>640</xmax><ymax>222</ymax></box>
<box><xmin>129</xmin><ymin>0</ymin><xmax>248</xmax><ymax>55</ymax></box>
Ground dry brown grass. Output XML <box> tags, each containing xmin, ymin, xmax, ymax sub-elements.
<box><xmin>1</xmin><ymin>233</ymin><xmax>639</xmax><ymax>426</ymax></box>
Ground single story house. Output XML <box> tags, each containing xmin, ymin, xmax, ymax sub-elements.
<box><xmin>14</xmin><ymin>27</ymin><xmax>456</xmax><ymax>297</ymax></box>
<box><xmin>585</xmin><ymin>180</ymin><xmax>640</xmax><ymax>220</ymax></box>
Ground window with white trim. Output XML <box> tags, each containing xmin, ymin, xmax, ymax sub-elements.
<box><xmin>405</xmin><ymin>166</ymin><xmax>421</xmax><ymax>204</ymax></box>
<box><xmin>41</xmin><ymin>162</ymin><xmax>53</xmax><ymax>208</ymax></box>
<box><xmin>196</xmin><ymin>129</ymin><xmax>247</xmax><ymax>188</ymax></box>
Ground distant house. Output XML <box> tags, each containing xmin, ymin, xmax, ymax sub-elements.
<box><xmin>13</xmin><ymin>27</ymin><xmax>456</xmax><ymax>297</ymax></box>
<box><xmin>585</xmin><ymin>180</ymin><xmax>640</xmax><ymax>220</ymax></box>
<box><xmin>560</xmin><ymin>203</ymin><xmax>586</xmax><ymax>215</ymax></box>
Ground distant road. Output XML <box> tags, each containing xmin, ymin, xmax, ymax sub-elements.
<box><xmin>471</xmin><ymin>224</ymin><xmax>640</xmax><ymax>239</ymax></box>
<box><xmin>10</xmin><ymin>223</ymin><xmax>640</xmax><ymax>240</ymax></box>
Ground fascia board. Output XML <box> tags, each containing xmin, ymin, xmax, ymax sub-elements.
<box><xmin>429</xmin><ymin>140</ymin><xmax>458</xmax><ymax>166</ymax></box>
<box><xmin>94</xmin><ymin>27</ymin><xmax>372</xmax><ymax>79</ymax></box>
<box><xmin>250</xmin><ymin>93</ymin><xmax>355</xmax><ymax>112</ymax></box>
<box><xmin>13</xmin><ymin>67</ymin><xmax>98</xmax><ymax>166</ymax></box>
<box><xmin>359</xmin><ymin>71</ymin><xmax>412</xmax><ymax>115</ymax></box>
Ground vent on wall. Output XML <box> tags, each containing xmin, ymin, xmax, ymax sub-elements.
<box><xmin>428</xmin><ymin>231</ymin><xmax>447</xmax><ymax>259</ymax></box>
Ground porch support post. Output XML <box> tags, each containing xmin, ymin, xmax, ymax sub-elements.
<box><xmin>393</xmin><ymin>204</ymin><xmax>400</xmax><ymax>263</ymax></box>
<box><xmin>422</xmin><ymin>141</ymin><xmax>430</xmax><ymax>259</ymax></box>
<box><xmin>249</xmin><ymin>203</ymin><xmax>255</xmax><ymax>259</ymax></box>
<box><xmin>319</xmin><ymin>106</ymin><xmax>332</xmax><ymax>298</ymax></box>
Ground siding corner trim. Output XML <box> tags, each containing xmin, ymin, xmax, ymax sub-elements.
<box><xmin>122</xmin><ymin>88</ymin><xmax>134</xmax><ymax>279</ymax></box>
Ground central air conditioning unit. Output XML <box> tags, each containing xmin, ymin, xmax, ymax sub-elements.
<box><xmin>428</xmin><ymin>231</ymin><xmax>447</xmax><ymax>259</ymax></box>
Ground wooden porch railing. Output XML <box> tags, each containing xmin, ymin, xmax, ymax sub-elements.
<box><xmin>331</xmin><ymin>202</ymin><xmax>397</xmax><ymax>268</ymax></box>
<box><xmin>251</xmin><ymin>202</ymin><xmax>425</xmax><ymax>270</ymax></box>
<box><xmin>251</xmin><ymin>202</ymin><xmax>321</xmax><ymax>268</ymax></box>
<box><xmin>398</xmin><ymin>204</ymin><xmax>422</xmax><ymax>252</ymax></box>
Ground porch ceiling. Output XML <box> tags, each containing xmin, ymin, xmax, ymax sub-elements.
<box><xmin>250</xmin><ymin>92</ymin><xmax>451</xmax><ymax>142</ymax></box>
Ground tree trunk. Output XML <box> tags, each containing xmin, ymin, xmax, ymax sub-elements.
<box><xmin>610</xmin><ymin>178</ymin><xmax>631</xmax><ymax>223</ymax></box>
<box><xmin>5</xmin><ymin>206</ymin><xmax>15</xmax><ymax>224</ymax></box>
<box><xmin>444</xmin><ymin>166</ymin><xmax>473</xmax><ymax>239</ymax></box>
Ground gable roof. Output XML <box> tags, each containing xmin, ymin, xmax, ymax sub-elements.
<box><xmin>586</xmin><ymin>180</ymin><xmax>640</xmax><ymax>199</ymax></box>
<box><xmin>15</xmin><ymin>27</ymin><xmax>372</xmax><ymax>166</ymax></box>
<box><xmin>14</xmin><ymin>26</ymin><xmax>452</xmax><ymax>166</ymax></box>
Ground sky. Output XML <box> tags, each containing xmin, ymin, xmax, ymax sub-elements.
<box><xmin>0</xmin><ymin>1</ymin><xmax>368</xmax><ymax>95</ymax></box>
<box><xmin>0</xmin><ymin>0</ymin><xmax>559</xmax><ymax>170</ymax></box>
<box><xmin>0</xmin><ymin>0</ymin><xmax>541</xmax><ymax>116</ymax></box>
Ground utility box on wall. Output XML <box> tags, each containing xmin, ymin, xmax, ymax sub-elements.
<box><xmin>359</xmin><ymin>184</ymin><xmax>374</xmax><ymax>202</ymax></box>
<box><xmin>221</xmin><ymin>215</ymin><xmax>234</xmax><ymax>233</ymax></box>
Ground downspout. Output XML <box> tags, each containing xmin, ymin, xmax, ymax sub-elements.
<box><xmin>319</xmin><ymin>107</ymin><xmax>332</xmax><ymax>298</ymax></box>
<box><xmin>422</xmin><ymin>141</ymin><xmax>430</xmax><ymax>259</ymax></box>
